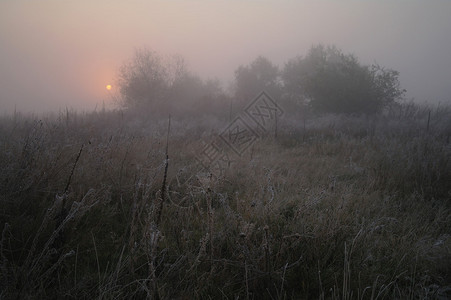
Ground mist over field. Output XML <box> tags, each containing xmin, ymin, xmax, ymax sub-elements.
<box><xmin>1</xmin><ymin>1</ymin><xmax>451</xmax><ymax>299</ymax></box>
<box><xmin>1</xmin><ymin>0</ymin><xmax>451</xmax><ymax>113</ymax></box>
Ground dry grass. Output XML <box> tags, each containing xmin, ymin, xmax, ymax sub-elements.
<box><xmin>0</xmin><ymin>104</ymin><xmax>450</xmax><ymax>299</ymax></box>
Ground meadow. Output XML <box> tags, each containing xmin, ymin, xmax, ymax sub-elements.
<box><xmin>0</xmin><ymin>103</ymin><xmax>450</xmax><ymax>299</ymax></box>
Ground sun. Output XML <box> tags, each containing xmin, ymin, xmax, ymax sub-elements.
<box><xmin>106</xmin><ymin>84</ymin><xmax>112</xmax><ymax>91</ymax></box>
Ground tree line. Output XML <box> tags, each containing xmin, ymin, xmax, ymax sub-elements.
<box><xmin>117</xmin><ymin>45</ymin><xmax>405</xmax><ymax>118</ymax></box>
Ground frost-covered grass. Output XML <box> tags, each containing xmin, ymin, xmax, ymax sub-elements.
<box><xmin>1</xmin><ymin>104</ymin><xmax>450</xmax><ymax>299</ymax></box>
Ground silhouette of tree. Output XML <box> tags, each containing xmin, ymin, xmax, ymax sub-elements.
<box><xmin>234</xmin><ymin>56</ymin><xmax>282</xmax><ymax>103</ymax></box>
<box><xmin>282</xmin><ymin>45</ymin><xmax>405</xmax><ymax>114</ymax></box>
<box><xmin>117</xmin><ymin>48</ymin><xmax>187</xmax><ymax>112</ymax></box>
<box><xmin>117</xmin><ymin>48</ymin><xmax>229</xmax><ymax>118</ymax></box>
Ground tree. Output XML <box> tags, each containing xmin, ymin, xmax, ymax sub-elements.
<box><xmin>117</xmin><ymin>48</ymin><xmax>187</xmax><ymax>111</ymax></box>
<box><xmin>369</xmin><ymin>64</ymin><xmax>406</xmax><ymax>110</ymax></box>
<box><xmin>234</xmin><ymin>56</ymin><xmax>281</xmax><ymax>103</ymax></box>
<box><xmin>282</xmin><ymin>45</ymin><xmax>405</xmax><ymax>114</ymax></box>
<box><xmin>117</xmin><ymin>47</ymin><xmax>229</xmax><ymax>118</ymax></box>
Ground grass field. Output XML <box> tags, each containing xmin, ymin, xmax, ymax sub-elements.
<box><xmin>1</xmin><ymin>103</ymin><xmax>450</xmax><ymax>299</ymax></box>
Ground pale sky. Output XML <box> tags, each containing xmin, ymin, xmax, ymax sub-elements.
<box><xmin>1</xmin><ymin>0</ymin><xmax>450</xmax><ymax>113</ymax></box>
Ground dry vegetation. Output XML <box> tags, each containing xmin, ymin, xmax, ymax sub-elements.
<box><xmin>1</xmin><ymin>103</ymin><xmax>450</xmax><ymax>299</ymax></box>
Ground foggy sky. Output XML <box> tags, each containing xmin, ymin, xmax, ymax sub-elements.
<box><xmin>1</xmin><ymin>0</ymin><xmax>450</xmax><ymax>114</ymax></box>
